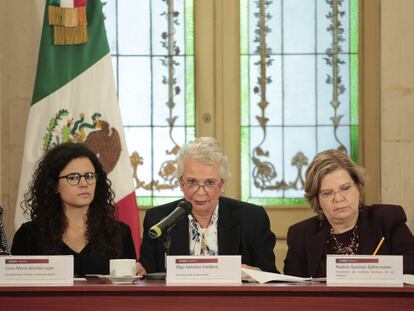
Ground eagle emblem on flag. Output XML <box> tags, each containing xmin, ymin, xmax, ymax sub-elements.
<box><xmin>43</xmin><ymin>109</ymin><xmax>122</xmax><ymax>174</ymax></box>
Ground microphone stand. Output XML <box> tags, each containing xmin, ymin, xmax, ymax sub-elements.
<box><xmin>163</xmin><ymin>227</ymin><xmax>172</xmax><ymax>271</ymax></box>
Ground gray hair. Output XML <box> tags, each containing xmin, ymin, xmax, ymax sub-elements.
<box><xmin>176</xmin><ymin>137</ymin><xmax>230</xmax><ymax>181</ymax></box>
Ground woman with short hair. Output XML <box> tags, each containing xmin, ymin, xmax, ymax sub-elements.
<box><xmin>284</xmin><ymin>149</ymin><xmax>414</xmax><ymax>277</ymax></box>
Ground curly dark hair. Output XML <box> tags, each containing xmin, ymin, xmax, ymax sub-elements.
<box><xmin>22</xmin><ymin>143</ymin><xmax>124</xmax><ymax>257</ymax></box>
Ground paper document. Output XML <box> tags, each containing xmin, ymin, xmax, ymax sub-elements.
<box><xmin>403</xmin><ymin>274</ymin><xmax>414</xmax><ymax>285</ymax></box>
<box><xmin>241</xmin><ymin>268</ymin><xmax>312</xmax><ymax>284</ymax></box>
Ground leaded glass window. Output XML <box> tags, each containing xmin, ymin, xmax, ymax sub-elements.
<box><xmin>103</xmin><ymin>0</ymin><xmax>195</xmax><ymax>207</ymax></box>
<box><xmin>240</xmin><ymin>0</ymin><xmax>359</xmax><ymax>205</ymax></box>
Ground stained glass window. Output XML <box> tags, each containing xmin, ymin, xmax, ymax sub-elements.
<box><xmin>240</xmin><ymin>0</ymin><xmax>359</xmax><ymax>205</ymax></box>
<box><xmin>103</xmin><ymin>0</ymin><xmax>195</xmax><ymax>207</ymax></box>
<box><xmin>102</xmin><ymin>0</ymin><xmax>358</xmax><ymax>207</ymax></box>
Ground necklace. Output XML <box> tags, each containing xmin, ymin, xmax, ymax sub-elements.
<box><xmin>328</xmin><ymin>225</ymin><xmax>359</xmax><ymax>255</ymax></box>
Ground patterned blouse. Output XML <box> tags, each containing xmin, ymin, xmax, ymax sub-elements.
<box><xmin>189</xmin><ymin>206</ymin><xmax>219</xmax><ymax>256</ymax></box>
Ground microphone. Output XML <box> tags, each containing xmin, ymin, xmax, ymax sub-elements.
<box><xmin>149</xmin><ymin>201</ymin><xmax>192</xmax><ymax>239</ymax></box>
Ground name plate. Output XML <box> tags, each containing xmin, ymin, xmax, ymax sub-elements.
<box><xmin>166</xmin><ymin>255</ymin><xmax>241</xmax><ymax>284</ymax></box>
<box><xmin>0</xmin><ymin>256</ymin><xmax>74</xmax><ymax>285</ymax></box>
<box><xmin>327</xmin><ymin>255</ymin><xmax>403</xmax><ymax>287</ymax></box>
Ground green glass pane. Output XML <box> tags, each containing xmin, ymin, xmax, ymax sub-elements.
<box><xmin>350</xmin><ymin>0</ymin><xmax>359</xmax><ymax>163</ymax></box>
<box><xmin>185</xmin><ymin>0</ymin><xmax>195</xmax><ymax>134</ymax></box>
<box><xmin>138</xmin><ymin>196</ymin><xmax>183</xmax><ymax>209</ymax></box>
<box><xmin>350</xmin><ymin>55</ymin><xmax>359</xmax><ymax>126</ymax></box>
<box><xmin>185</xmin><ymin>0</ymin><xmax>194</xmax><ymax>56</ymax></box>
<box><xmin>185</xmin><ymin>126</ymin><xmax>196</xmax><ymax>143</ymax></box>
<box><xmin>350</xmin><ymin>0</ymin><xmax>359</xmax><ymax>54</ymax></box>
<box><xmin>350</xmin><ymin>125</ymin><xmax>359</xmax><ymax>164</ymax></box>
<box><xmin>246</xmin><ymin>198</ymin><xmax>307</xmax><ymax>207</ymax></box>
<box><xmin>186</xmin><ymin>56</ymin><xmax>195</xmax><ymax>127</ymax></box>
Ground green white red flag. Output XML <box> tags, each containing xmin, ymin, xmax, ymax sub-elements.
<box><xmin>15</xmin><ymin>0</ymin><xmax>141</xmax><ymax>257</ymax></box>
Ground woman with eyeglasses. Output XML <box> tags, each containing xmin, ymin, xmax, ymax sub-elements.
<box><xmin>284</xmin><ymin>149</ymin><xmax>414</xmax><ymax>277</ymax></box>
<box><xmin>137</xmin><ymin>137</ymin><xmax>277</xmax><ymax>274</ymax></box>
<box><xmin>11</xmin><ymin>143</ymin><xmax>136</xmax><ymax>276</ymax></box>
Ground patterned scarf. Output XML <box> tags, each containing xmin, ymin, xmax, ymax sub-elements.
<box><xmin>189</xmin><ymin>206</ymin><xmax>219</xmax><ymax>256</ymax></box>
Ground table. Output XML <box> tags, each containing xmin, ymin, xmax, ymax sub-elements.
<box><xmin>1</xmin><ymin>280</ymin><xmax>414</xmax><ymax>310</ymax></box>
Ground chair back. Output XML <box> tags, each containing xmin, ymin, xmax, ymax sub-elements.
<box><xmin>0</xmin><ymin>206</ymin><xmax>9</xmax><ymax>255</ymax></box>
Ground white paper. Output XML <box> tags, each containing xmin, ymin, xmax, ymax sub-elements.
<box><xmin>241</xmin><ymin>268</ymin><xmax>311</xmax><ymax>284</ymax></box>
<box><xmin>403</xmin><ymin>274</ymin><xmax>414</xmax><ymax>285</ymax></box>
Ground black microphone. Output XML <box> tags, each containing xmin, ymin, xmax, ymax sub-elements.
<box><xmin>148</xmin><ymin>201</ymin><xmax>192</xmax><ymax>239</ymax></box>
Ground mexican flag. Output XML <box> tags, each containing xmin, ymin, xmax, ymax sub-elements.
<box><xmin>15</xmin><ymin>0</ymin><xmax>141</xmax><ymax>257</ymax></box>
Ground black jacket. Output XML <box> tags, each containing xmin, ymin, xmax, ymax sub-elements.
<box><xmin>284</xmin><ymin>204</ymin><xmax>414</xmax><ymax>277</ymax></box>
<box><xmin>139</xmin><ymin>196</ymin><xmax>277</xmax><ymax>273</ymax></box>
<box><xmin>11</xmin><ymin>221</ymin><xmax>136</xmax><ymax>276</ymax></box>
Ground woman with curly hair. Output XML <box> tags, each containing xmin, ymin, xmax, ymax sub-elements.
<box><xmin>11</xmin><ymin>143</ymin><xmax>136</xmax><ymax>276</ymax></box>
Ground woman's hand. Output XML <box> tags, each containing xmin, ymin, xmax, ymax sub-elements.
<box><xmin>241</xmin><ymin>263</ymin><xmax>261</xmax><ymax>271</ymax></box>
<box><xmin>136</xmin><ymin>261</ymin><xmax>147</xmax><ymax>276</ymax></box>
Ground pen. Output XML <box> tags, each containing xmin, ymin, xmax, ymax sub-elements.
<box><xmin>372</xmin><ymin>237</ymin><xmax>385</xmax><ymax>256</ymax></box>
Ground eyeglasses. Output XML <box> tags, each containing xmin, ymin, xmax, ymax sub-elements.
<box><xmin>58</xmin><ymin>172</ymin><xmax>98</xmax><ymax>186</ymax></box>
<box><xmin>180</xmin><ymin>178</ymin><xmax>223</xmax><ymax>193</ymax></box>
<box><xmin>319</xmin><ymin>183</ymin><xmax>355</xmax><ymax>201</ymax></box>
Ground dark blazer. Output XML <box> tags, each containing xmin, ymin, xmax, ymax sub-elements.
<box><xmin>284</xmin><ymin>204</ymin><xmax>414</xmax><ymax>277</ymax></box>
<box><xmin>11</xmin><ymin>221</ymin><xmax>136</xmax><ymax>277</ymax></box>
<box><xmin>139</xmin><ymin>196</ymin><xmax>277</xmax><ymax>273</ymax></box>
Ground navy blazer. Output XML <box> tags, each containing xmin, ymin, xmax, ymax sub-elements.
<box><xmin>284</xmin><ymin>204</ymin><xmax>414</xmax><ymax>277</ymax></box>
<box><xmin>139</xmin><ymin>196</ymin><xmax>277</xmax><ymax>273</ymax></box>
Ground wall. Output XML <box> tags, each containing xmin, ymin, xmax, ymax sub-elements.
<box><xmin>381</xmin><ymin>0</ymin><xmax>414</xmax><ymax>228</ymax></box>
<box><xmin>0</xmin><ymin>1</ymin><xmax>43</xmax><ymax>242</ymax></box>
